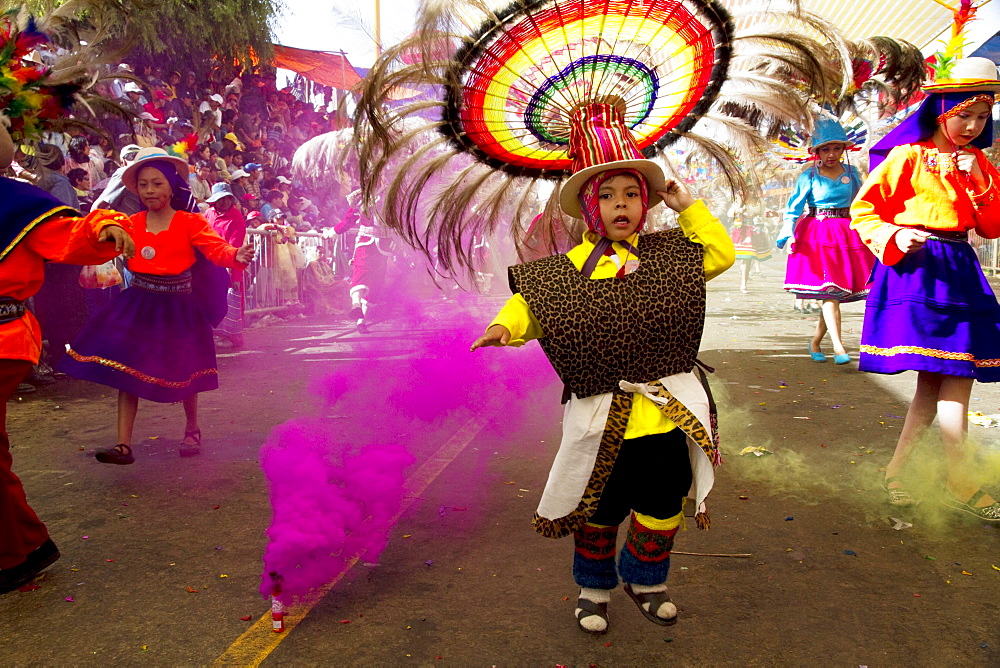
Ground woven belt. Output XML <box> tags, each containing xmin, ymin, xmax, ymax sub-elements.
<box><xmin>926</xmin><ymin>230</ymin><xmax>969</xmax><ymax>243</ymax></box>
<box><xmin>807</xmin><ymin>207</ymin><xmax>851</xmax><ymax>218</ymax></box>
<box><xmin>130</xmin><ymin>271</ymin><xmax>193</xmax><ymax>294</ymax></box>
<box><xmin>0</xmin><ymin>297</ymin><xmax>26</xmax><ymax>324</ymax></box>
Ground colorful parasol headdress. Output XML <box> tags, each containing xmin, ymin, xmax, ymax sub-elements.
<box><xmin>773</xmin><ymin>112</ymin><xmax>868</xmax><ymax>164</ymax></box>
<box><xmin>355</xmin><ymin>0</ymin><xmax>863</xmax><ymax>275</ymax></box>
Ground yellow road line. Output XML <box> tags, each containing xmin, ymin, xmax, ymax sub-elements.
<box><xmin>212</xmin><ymin>415</ymin><xmax>487</xmax><ymax>666</ymax></box>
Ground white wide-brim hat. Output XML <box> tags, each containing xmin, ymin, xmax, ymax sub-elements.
<box><xmin>560</xmin><ymin>159</ymin><xmax>666</xmax><ymax>219</ymax></box>
<box><xmin>923</xmin><ymin>57</ymin><xmax>1000</xmax><ymax>93</ymax></box>
<box><xmin>121</xmin><ymin>147</ymin><xmax>190</xmax><ymax>193</ymax></box>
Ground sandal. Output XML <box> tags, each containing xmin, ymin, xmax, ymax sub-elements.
<box><xmin>95</xmin><ymin>444</ymin><xmax>134</xmax><ymax>465</ymax></box>
<box><xmin>575</xmin><ymin>598</ymin><xmax>609</xmax><ymax>635</ymax></box>
<box><xmin>881</xmin><ymin>477</ymin><xmax>919</xmax><ymax>506</ymax></box>
<box><xmin>179</xmin><ymin>429</ymin><xmax>202</xmax><ymax>458</ymax></box>
<box><xmin>942</xmin><ymin>490</ymin><xmax>1000</xmax><ymax>521</ymax></box>
<box><xmin>623</xmin><ymin>583</ymin><xmax>677</xmax><ymax>626</ymax></box>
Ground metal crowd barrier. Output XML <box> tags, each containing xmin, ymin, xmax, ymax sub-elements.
<box><xmin>970</xmin><ymin>230</ymin><xmax>1000</xmax><ymax>276</ymax></box>
<box><xmin>244</xmin><ymin>227</ymin><xmax>341</xmax><ymax>314</ymax></box>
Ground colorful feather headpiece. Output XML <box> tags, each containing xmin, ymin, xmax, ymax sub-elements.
<box><xmin>928</xmin><ymin>0</ymin><xmax>979</xmax><ymax>82</ymax></box>
<box><xmin>773</xmin><ymin>112</ymin><xmax>867</xmax><ymax>164</ymax></box>
<box><xmin>920</xmin><ymin>0</ymin><xmax>1000</xmax><ymax>93</ymax></box>
<box><xmin>0</xmin><ymin>3</ymin><xmax>137</xmax><ymax>144</ymax></box>
<box><xmin>349</xmin><ymin>0</ymin><xmax>871</xmax><ymax>276</ymax></box>
<box><xmin>0</xmin><ymin>10</ymin><xmax>75</xmax><ymax>142</ymax></box>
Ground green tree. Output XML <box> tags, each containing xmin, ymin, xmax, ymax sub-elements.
<box><xmin>18</xmin><ymin>0</ymin><xmax>283</xmax><ymax>74</ymax></box>
<box><xmin>123</xmin><ymin>0</ymin><xmax>282</xmax><ymax>70</ymax></box>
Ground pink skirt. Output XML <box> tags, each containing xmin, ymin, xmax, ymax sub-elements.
<box><xmin>783</xmin><ymin>216</ymin><xmax>875</xmax><ymax>303</ymax></box>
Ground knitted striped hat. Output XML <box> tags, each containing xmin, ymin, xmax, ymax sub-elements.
<box><xmin>559</xmin><ymin>103</ymin><xmax>666</xmax><ymax>219</ymax></box>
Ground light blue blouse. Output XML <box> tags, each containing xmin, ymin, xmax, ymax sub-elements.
<box><xmin>776</xmin><ymin>164</ymin><xmax>862</xmax><ymax>248</ymax></box>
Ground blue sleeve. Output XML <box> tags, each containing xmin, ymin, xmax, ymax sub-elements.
<box><xmin>783</xmin><ymin>170</ymin><xmax>812</xmax><ymax>227</ymax></box>
<box><xmin>776</xmin><ymin>171</ymin><xmax>812</xmax><ymax>249</ymax></box>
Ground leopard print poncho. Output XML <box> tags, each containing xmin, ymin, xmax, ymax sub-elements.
<box><xmin>508</xmin><ymin>228</ymin><xmax>705</xmax><ymax>399</ymax></box>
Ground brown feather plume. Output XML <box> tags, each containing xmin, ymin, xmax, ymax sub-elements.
<box><xmin>353</xmin><ymin>0</ymin><xmax>865</xmax><ymax>280</ymax></box>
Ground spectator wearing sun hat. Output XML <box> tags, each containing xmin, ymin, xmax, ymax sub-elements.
<box><xmin>241</xmin><ymin>192</ymin><xmax>261</xmax><ymax>215</ymax></box>
<box><xmin>117</xmin><ymin>81</ymin><xmax>146</xmax><ymax>115</ymax></box>
<box><xmin>244</xmin><ymin>162</ymin><xmax>262</xmax><ymax>199</ymax></box>
<box><xmin>92</xmin><ymin>144</ymin><xmax>143</xmax><ymax>215</ymax></box>
<box><xmin>222</xmin><ymin>131</ymin><xmax>244</xmax><ymax>152</ymax></box>
<box><xmin>199</xmin><ymin>93</ymin><xmax>224</xmax><ymax>141</ymax></box>
<box><xmin>229</xmin><ymin>168</ymin><xmax>250</xmax><ymax>200</ymax></box>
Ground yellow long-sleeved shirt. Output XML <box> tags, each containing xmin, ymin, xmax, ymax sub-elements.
<box><xmin>490</xmin><ymin>199</ymin><xmax>735</xmax><ymax>439</ymax></box>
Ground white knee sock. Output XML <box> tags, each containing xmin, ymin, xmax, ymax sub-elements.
<box><xmin>576</xmin><ymin>587</ymin><xmax>611</xmax><ymax>633</ymax></box>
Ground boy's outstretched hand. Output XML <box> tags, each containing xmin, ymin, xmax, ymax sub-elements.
<box><xmin>656</xmin><ymin>180</ymin><xmax>696</xmax><ymax>213</ymax></box>
<box><xmin>470</xmin><ymin>324</ymin><xmax>511</xmax><ymax>352</ymax></box>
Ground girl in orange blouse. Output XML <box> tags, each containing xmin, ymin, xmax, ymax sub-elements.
<box><xmin>60</xmin><ymin>148</ymin><xmax>255</xmax><ymax>465</ymax></box>
<box><xmin>850</xmin><ymin>58</ymin><xmax>1000</xmax><ymax>520</ymax></box>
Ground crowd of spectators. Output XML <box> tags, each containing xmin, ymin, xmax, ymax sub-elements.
<box><xmin>9</xmin><ymin>64</ymin><xmax>340</xmax><ymax>233</ymax></box>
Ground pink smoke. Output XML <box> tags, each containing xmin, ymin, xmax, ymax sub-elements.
<box><xmin>259</xmin><ymin>416</ymin><xmax>414</xmax><ymax>603</ymax></box>
<box><xmin>259</xmin><ymin>275</ymin><xmax>559</xmax><ymax>603</ymax></box>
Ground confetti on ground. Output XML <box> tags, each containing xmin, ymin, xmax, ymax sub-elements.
<box><xmin>968</xmin><ymin>412</ymin><xmax>1000</xmax><ymax>427</ymax></box>
<box><xmin>18</xmin><ymin>583</ymin><xmax>41</xmax><ymax>592</ymax></box>
<box><xmin>739</xmin><ymin>446</ymin><xmax>772</xmax><ymax>457</ymax></box>
<box><xmin>64</xmin><ymin>596</ymin><xmax>74</xmax><ymax>602</ymax></box>
<box><xmin>339</xmin><ymin>620</ymin><xmax>351</xmax><ymax>624</ymax></box>
<box><xmin>925</xmin><ymin>555</ymin><xmax>937</xmax><ymax>560</ymax></box>
<box><xmin>186</xmin><ymin>586</ymin><xmax>199</xmax><ymax>593</ymax></box>
<box><xmin>992</xmin><ymin>564</ymin><xmax>1000</xmax><ymax>571</ymax></box>
<box><xmin>890</xmin><ymin>518</ymin><xmax>913</xmax><ymax>531</ymax></box>
<box><xmin>843</xmin><ymin>550</ymin><xmax>857</xmax><ymax>556</ymax></box>
<box><xmin>962</xmin><ymin>571</ymin><xmax>973</xmax><ymax>576</ymax></box>
<box><xmin>240</xmin><ymin>616</ymin><xmax>252</xmax><ymax>621</ymax></box>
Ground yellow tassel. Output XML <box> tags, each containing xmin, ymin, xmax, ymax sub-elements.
<box><xmin>695</xmin><ymin>511</ymin><xmax>711</xmax><ymax>530</ymax></box>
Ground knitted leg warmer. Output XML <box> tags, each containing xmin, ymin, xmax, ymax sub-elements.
<box><xmin>617</xmin><ymin>512</ymin><xmax>679</xmax><ymax>586</ymax></box>
<box><xmin>572</xmin><ymin>523</ymin><xmax>619</xmax><ymax>590</ymax></box>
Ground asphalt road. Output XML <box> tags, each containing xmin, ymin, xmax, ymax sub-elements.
<box><xmin>3</xmin><ymin>256</ymin><xmax>999</xmax><ymax>666</ymax></box>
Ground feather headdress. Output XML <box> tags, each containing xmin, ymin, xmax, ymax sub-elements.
<box><xmin>0</xmin><ymin>2</ymin><xmax>137</xmax><ymax>143</ymax></box>
<box><xmin>352</xmin><ymin>0</ymin><xmax>866</xmax><ymax>276</ymax></box>
<box><xmin>929</xmin><ymin>0</ymin><xmax>979</xmax><ymax>81</ymax></box>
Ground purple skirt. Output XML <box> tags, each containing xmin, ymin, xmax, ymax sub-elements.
<box><xmin>58</xmin><ymin>272</ymin><xmax>219</xmax><ymax>402</ymax></box>
<box><xmin>783</xmin><ymin>216</ymin><xmax>875</xmax><ymax>302</ymax></box>
<box><xmin>859</xmin><ymin>236</ymin><xmax>1000</xmax><ymax>381</ymax></box>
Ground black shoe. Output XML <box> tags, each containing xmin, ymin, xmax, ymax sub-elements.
<box><xmin>95</xmin><ymin>444</ymin><xmax>134</xmax><ymax>465</ymax></box>
<box><xmin>26</xmin><ymin>372</ymin><xmax>55</xmax><ymax>386</ymax></box>
<box><xmin>0</xmin><ymin>538</ymin><xmax>60</xmax><ymax>595</ymax></box>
